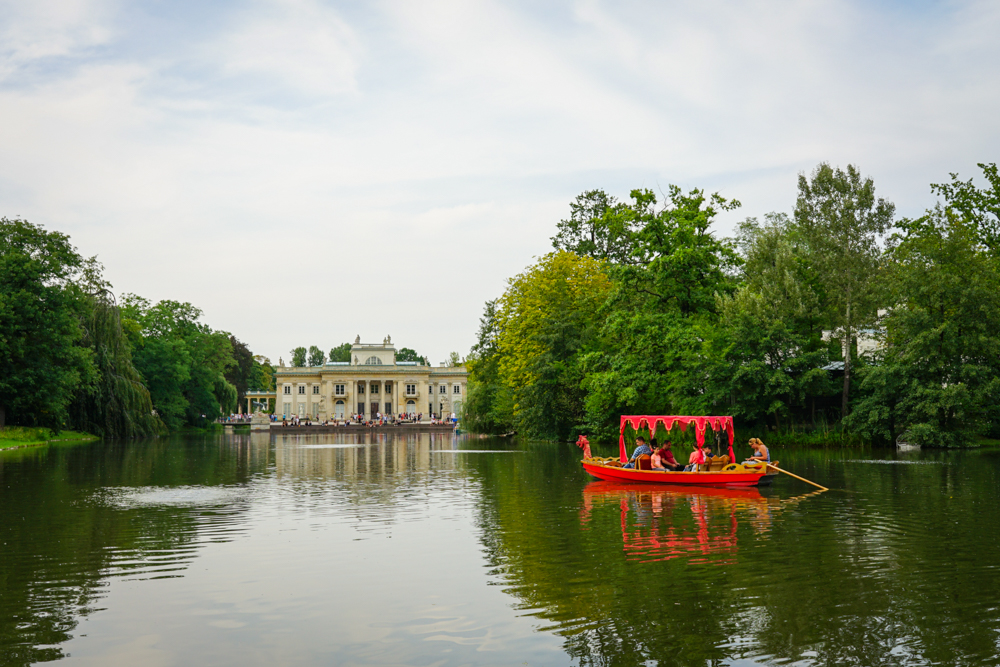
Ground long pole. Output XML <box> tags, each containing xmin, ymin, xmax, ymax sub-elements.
<box><xmin>766</xmin><ymin>464</ymin><xmax>829</xmax><ymax>492</ymax></box>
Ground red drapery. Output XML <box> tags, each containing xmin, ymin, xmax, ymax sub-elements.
<box><xmin>618</xmin><ymin>415</ymin><xmax>735</xmax><ymax>463</ymax></box>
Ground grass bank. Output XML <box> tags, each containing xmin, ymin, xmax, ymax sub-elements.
<box><xmin>0</xmin><ymin>427</ymin><xmax>99</xmax><ymax>451</ymax></box>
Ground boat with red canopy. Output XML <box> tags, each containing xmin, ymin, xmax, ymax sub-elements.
<box><xmin>578</xmin><ymin>415</ymin><xmax>777</xmax><ymax>487</ymax></box>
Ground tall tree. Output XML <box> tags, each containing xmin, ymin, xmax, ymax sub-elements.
<box><xmin>290</xmin><ymin>347</ymin><xmax>307</xmax><ymax>367</ymax></box>
<box><xmin>0</xmin><ymin>218</ymin><xmax>92</xmax><ymax>429</ymax></box>
<box><xmin>69</xmin><ymin>261</ymin><xmax>164</xmax><ymax>438</ymax></box>
<box><xmin>307</xmin><ymin>345</ymin><xmax>326</xmax><ymax>367</ymax></box>
<box><xmin>225</xmin><ymin>336</ymin><xmax>254</xmax><ymax>412</ymax></box>
<box><xmin>551</xmin><ymin>189</ymin><xmax>638</xmax><ymax>264</ymax></box>
<box><xmin>794</xmin><ymin>163</ymin><xmax>895</xmax><ymax>419</ymax></box>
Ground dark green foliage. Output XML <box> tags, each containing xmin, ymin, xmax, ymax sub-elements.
<box><xmin>290</xmin><ymin>346</ymin><xmax>307</xmax><ymax>367</ymax></box>
<box><xmin>0</xmin><ymin>218</ymin><xmax>91</xmax><ymax>430</ymax></box>
<box><xmin>68</xmin><ymin>282</ymin><xmax>165</xmax><ymax>438</ymax></box>
<box><xmin>328</xmin><ymin>343</ymin><xmax>351</xmax><ymax>362</ymax></box>
<box><xmin>224</xmin><ymin>336</ymin><xmax>254</xmax><ymax>412</ymax></box>
<box><xmin>851</xmin><ymin>208</ymin><xmax>1000</xmax><ymax>447</ymax></box>
<box><xmin>396</xmin><ymin>347</ymin><xmax>427</xmax><ymax>364</ymax></box>
<box><xmin>121</xmin><ymin>296</ymin><xmax>237</xmax><ymax>429</ymax></box>
<box><xmin>307</xmin><ymin>345</ymin><xmax>325</xmax><ymax>367</ymax></box>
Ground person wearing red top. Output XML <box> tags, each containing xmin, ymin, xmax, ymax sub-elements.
<box><xmin>651</xmin><ymin>440</ymin><xmax>682</xmax><ymax>471</ymax></box>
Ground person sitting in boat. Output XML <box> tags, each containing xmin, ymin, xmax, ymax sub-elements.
<box><xmin>745</xmin><ymin>438</ymin><xmax>770</xmax><ymax>464</ymax></box>
<box><xmin>684</xmin><ymin>446</ymin><xmax>706</xmax><ymax>471</ymax></box>
<box><xmin>622</xmin><ymin>437</ymin><xmax>652</xmax><ymax>469</ymax></box>
<box><xmin>651</xmin><ymin>441</ymin><xmax>682</xmax><ymax>471</ymax></box>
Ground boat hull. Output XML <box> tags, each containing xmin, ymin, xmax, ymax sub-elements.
<box><xmin>582</xmin><ymin>461</ymin><xmax>772</xmax><ymax>487</ymax></box>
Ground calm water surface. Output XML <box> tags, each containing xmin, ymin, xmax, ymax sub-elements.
<box><xmin>2</xmin><ymin>433</ymin><xmax>999</xmax><ymax>666</ymax></box>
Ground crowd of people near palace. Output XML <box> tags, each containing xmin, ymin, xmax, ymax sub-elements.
<box><xmin>622</xmin><ymin>437</ymin><xmax>770</xmax><ymax>471</ymax></box>
<box><xmin>275</xmin><ymin>411</ymin><xmax>459</xmax><ymax>428</ymax></box>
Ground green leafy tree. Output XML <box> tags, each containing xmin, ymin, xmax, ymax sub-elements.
<box><xmin>121</xmin><ymin>296</ymin><xmax>237</xmax><ymax>428</ymax></box>
<box><xmin>224</xmin><ymin>336</ymin><xmax>254</xmax><ymax>412</ymax></box>
<box><xmin>794</xmin><ymin>163</ymin><xmax>895</xmax><ymax>419</ymax></box>
<box><xmin>465</xmin><ymin>300</ymin><xmax>513</xmax><ymax>434</ymax></box>
<box><xmin>495</xmin><ymin>251</ymin><xmax>612</xmax><ymax>440</ymax></box>
<box><xmin>290</xmin><ymin>347</ymin><xmax>307</xmax><ymax>367</ymax></box>
<box><xmin>851</xmin><ymin>207</ymin><xmax>1000</xmax><ymax>446</ymax></box>
<box><xmin>930</xmin><ymin>162</ymin><xmax>1000</xmax><ymax>254</ymax></box>
<box><xmin>551</xmin><ymin>189</ymin><xmax>638</xmax><ymax>264</ymax></box>
<box><xmin>0</xmin><ymin>218</ymin><xmax>92</xmax><ymax>429</ymax></box>
<box><xmin>581</xmin><ymin>187</ymin><xmax>740</xmax><ymax>437</ymax></box>
<box><xmin>396</xmin><ymin>347</ymin><xmax>426</xmax><ymax>364</ymax></box>
<box><xmin>307</xmin><ymin>345</ymin><xmax>326</xmax><ymax>367</ymax></box>
<box><xmin>329</xmin><ymin>343</ymin><xmax>352</xmax><ymax>362</ymax></box>
<box><xmin>447</xmin><ymin>351</ymin><xmax>463</xmax><ymax>367</ymax></box>
<box><xmin>68</xmin><ymin>262</ymin><xmax>164</xmax><ymax>438</ymax></box>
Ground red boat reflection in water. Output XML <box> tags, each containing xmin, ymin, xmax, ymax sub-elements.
<box><xmin>580</xmin><ymin>481</ymin><xmax>777</xmax><ymax>564</ymax></box>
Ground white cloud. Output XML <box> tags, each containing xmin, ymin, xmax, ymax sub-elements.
<box><xmin>0</xmin><ymin>0</ymin><xmax>998</xmax><ymax>362</ymax></box>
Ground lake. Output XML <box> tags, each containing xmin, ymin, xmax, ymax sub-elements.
<box><xmin>2</xmin><ymin>432</ymin><xmax>999</xmax><ymax>666</ymax></box>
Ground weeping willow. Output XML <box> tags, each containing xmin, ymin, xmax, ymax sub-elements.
<box><xmin>213</xmin><ymin>372</ymin><xmax>238</xmax><ymax>416</ymax></box>
<box><xmin>69</xmin><ymin>289</ymin><xmax>165</xmax><ymax>439</ymax></box>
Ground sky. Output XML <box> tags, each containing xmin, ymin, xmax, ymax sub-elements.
<box><xmin>2</xmin><ymin>0</ymin><xmax>999</xmax><ymax>365</ymax></box>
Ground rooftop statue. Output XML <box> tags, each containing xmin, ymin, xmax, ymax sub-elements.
<box><xmin>355</xmin><ymin>334</ymin><xmax>361</xmax><ymax>344</ymax></box>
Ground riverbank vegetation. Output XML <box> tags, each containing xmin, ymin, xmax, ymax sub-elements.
<box><xmin>0</xmin><ymin>218</ymin><xmax>275</xmax><ymax>438</ymax></box>
<box><xmin>465</xmin><ymin>162</ymin><xmax>1000</xmax><ymax>448</ymax></box>
<box><xmin>0</xmin><ymin>427</ymin><xmax>98</xmax><ymax>450</ymax></box>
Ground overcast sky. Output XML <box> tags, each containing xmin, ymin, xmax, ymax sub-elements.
<box><xmin>2</xmin><ymin>0</ymin><xmax>998</xmax><ymax>365</ymax></box>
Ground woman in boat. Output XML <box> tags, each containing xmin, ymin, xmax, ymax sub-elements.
<box><xmin>684</xmin><ymin>446</ymin><xmax>706</xmax><ymax>471</ymax></box>
<box><xmin>622</xmin><ymin>437</ymin><xmax>652</xmax><ymax>469</ymax></box>
<box><xmin>651</xmin><ymin>441</ymin><xmax>682</xmax><ymax>471</ymax></box>
<box><xmin>745</xmin><ymin>438</ymin><xmax>770</xmax><ymax>463</ymax></box>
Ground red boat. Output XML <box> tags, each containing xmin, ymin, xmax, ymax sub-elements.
<box><xmin>578</xmin><ymin>414</ymin><xmax>777</xmax><ymax>487</ymax></box>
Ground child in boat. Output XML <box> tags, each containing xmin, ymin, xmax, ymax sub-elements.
<box><xmin>651</xmin><ymin>441</ymin><xmax>682</xmax><ymax>471</ymax></box>
<box><xmin>622</xmin><ymin>437</ymin><xmax>652</xmax><ymax>469</ymax></box>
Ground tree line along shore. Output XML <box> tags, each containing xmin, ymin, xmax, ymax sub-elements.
<box><xmin>3</xmin><ymin>161</ymin><xmax>998</xmax><ymax>448</ymax></box>
<box><xmin>463</xmin><ymin>162</ymin><xmax>1000</xmax><ymax>448</ymax></box>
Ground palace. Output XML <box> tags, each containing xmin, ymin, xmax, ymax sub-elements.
<box><xmin>271</xmin><ymin>336</ymin><xmax>468</xmax><ymax>421</ymax></box>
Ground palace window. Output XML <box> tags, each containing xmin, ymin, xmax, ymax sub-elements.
<box><xmin>334</xmin><ymin>384</ymin><xmax>345</xmax><ymax>396</ymax></box>
<box><xmin>371</xmin><ymin>383</ymin><xmax>379</xmax><ymax>394</ymax></box>
<box><xmin>298</xmin><ymin>386</ymin><xmax>305</xmax><ymax>395</ymax></box>
<box><xmin>405</xmin><ymin>384</ymin><xmax>416</xmax><ymax>396</ymax></box>
<box><xmin>283</xmin><ymin>402</ymin><xmax>291</xmax><ymax>415</ymax></box>
<box><xmin>384</xmin><ymin>382</ymin><xmax>392</xmax><ymax>393</ymax></box>
<box><xmin>312</xmin><ymin>385</ymin><xmax>319</xmax><ymax>394</ymax></box>
<box><xmin>453</xmin><ymin>385</ymin><xmax>461</xmax><ymax>394</ymax></box>
<box><xmin>357</xmin><ymin>384</ymin><xmax>365</xmax><ymax>394</ymax></box>
<box><xmin>439</xmin><ymin>385</ymin><xmax>446</xmax><ymax>394</ymax></box>
<box><xmin>365</xmin><ymin>356</ymin><xmax>383</xmax><ymax>365</ymax></box>
<box><xmin>283</xmin><ymin>386</ymin><xmax>291</xmax><ymax>395</ymax></box>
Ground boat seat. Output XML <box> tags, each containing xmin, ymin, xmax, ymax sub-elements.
<box><xmin>707</xmin><ymin>455</ymin><xmax>730</xmax><ymax>472</ymax></box>
<box><xmin>636</xmin><ymin>454</ymin><xmax>652</xmax><ymax>471</ymax></box>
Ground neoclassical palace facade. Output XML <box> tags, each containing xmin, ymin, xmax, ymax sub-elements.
<box><xmin>272</xmin><ymin>337</ymin><xmax>468</xmax><ymax>420</ymax></box>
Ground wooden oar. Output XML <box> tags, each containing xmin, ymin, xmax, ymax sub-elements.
<box><xmin>766</xmin><ymin>464</ymin><xmax>828</xmax><ymax>492</ymax></box>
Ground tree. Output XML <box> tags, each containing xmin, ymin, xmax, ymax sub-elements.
<box><xmin>794</xmin><ymin>163</ymin><xmax>895</xmax><ymax>419</ymax></box>
<box><xmin>465</xmin><ymin>300</ymin><xmax>513</xmax><ymax>434</ymax></box>
<box><xmin>68</xmin><ymin>262</ymin><xmax>164</xmax><ymax>438</ymax></box>
<box><xmin>307</xmin><ymin>345</ymin><xmax>326</xmax><ymax>367</ymax></box>
<box><xmin>851</xmin><ymin>207</ymin><xmax>1000</xmax><ymax>446</ymax></box>
<box><xmin>580</xmin><ymin>186</ymin><xmax>740</xmax><ymax>438</ymax></box>
<box><xmin>551</xmin><ymin>189</ymin><xmax>638</xmax><ymax>264</ymax></box>
<box><xmin>930</xmin><ymin>162</ymin><xmax>1000</xmax><ymax>254</ymax></box>
<box><xmin>0</xmin><ymin>218</ymin><xmax>92</xmax><ymax>429</ymax></box>
<box><xmin>495</xmin><ymin>251</ymin><xmax>612</xmax><ymax>439</ymax></box>
<box><xmin>225</xmin><ymin>336</ymin><xmax>254</xmax><ymax>412</ymax></box>
<box><xmin>329</xmin><ymin>343</ymin><xmax>351</xmax><ymax>363</ymax></box>
<box><xmin>121</xmin><ymin>296</ymin><xmax>237</xmax><ymax>428</ymax></box>
<box><xmin>290</xmin><ymin>347</ymin><xmax>307</xmax><ymax>367</ymax></box>
<box><xmin>397</xmin><ymin>347</ymin><xmax>427</xmax><ymax>364</ymax></box>
<box><xmin>447</xmin><ymin>352</ymin><xmax>462</xmax><ymax>367</ymax></box>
